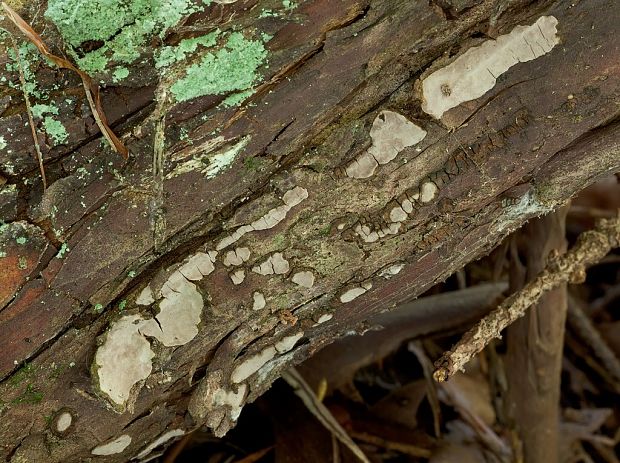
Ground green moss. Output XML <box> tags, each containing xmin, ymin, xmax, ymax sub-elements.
<box><xmin>243</xmin><ymin>156</ymin><xmax>263</xmax><ymax>171</ymax></box>
<box><xmin>118</xmin><ymin>299</ymin><xmax>127</xmax><ymax>311</ymax></box>
<box><xmin>9</xmin><ymin>363</ymin><xmax>34</xmax><ymax>385</ymax></box>
<box><xmin>12</xmin><ymin>384</ymin><xmax>43</xmax><ymax>405</ymax></box>
<box><xmin>170</xmin><ymin>32</ymin><xmax>267</xmax><ymax>102</ymax></box>
<box><xmin>45</xmin><ymin>0</ymin><xmax>203</xmax><ymax>75</ymax></box>
<box><xmin>155</xmin><ymin>30</ymin><xmax>220</xmax><ymax>69</ymax></box>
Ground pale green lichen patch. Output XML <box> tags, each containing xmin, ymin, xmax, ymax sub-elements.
<box><xmin>155</xmin><ymin>30</ymin><xmax>220</xmax><ymax>69</ymax></box>
<box><xmin>0</xmin><ymin>137</ymin><xmax>6</xmax><ymax>150</ymax></box>
<box><xmin>42</xmin><ymin>117</ymin><xmax>68</xmax><ymax>145</ymax></box>
<box><xmin>170</xmin><ymin>32</ymin><xmax>268</xmax><ymax>102</ymax></box>
<box><xmin>221</xmin><ymin>89</ymin><xmax>254</xmax><ymax>107</ymax></box>
<box><xmin>112</xmin><ymin>67</ymin><xmax>129</xmax><ymax>83</ymax></box>
<box><xmin>45</xmin><ymin>0</ymin><xmax>204</xmax><ymax>75</ymax></box>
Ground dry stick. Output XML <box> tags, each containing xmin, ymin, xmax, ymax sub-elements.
<box><xmin>434</xmin><ymin>216</ymin><xmax>620</xmax><ymax>382</ymax></box>
<box><xmin>567</xmin><ymin>295</ymin><xmax>620</xmax><ymax>387</ymax></box>
<box><xmin>8</xmin><ymin>35</ymin><xmax>46</xmax><ymax>189</ymax></box>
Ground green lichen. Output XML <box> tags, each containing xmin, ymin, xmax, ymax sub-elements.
<box><xmin>0</xmin><ymin>136</ymin><xmax>6</xmax><ymax>150</ymax></box>
<box><xmin>6</xmin><ymin>42</ymin><xmax>46</xmax><ymax>99</ymax></box>
<box><xmin>31</xmin><ymin>104</ymin><xmax>59</xmax><ymax>119</ymax></box>
<box><xmin>17</xmin><ymin>256</ymin><xmax>27</xmax><ymax>269</ymax></box>
<box><xmin>45</xmin><ymin>0</ymin><xmax>203</xmax><ymax>75</ymax></box>
<box><xmin>221</xmin><ymin>88</ymin><xmax>254</xmax><ymax>107</ymax></box>
<box><xmin>15</xmin><ymin>237</ymin><xmax>26</xmax><ymax>245</ymax></box>
<box><xmin>42</xmin><ymin>117</ymin><xmax>68</xmax><ymax>145</ymax></box>
<box><xmin>93</xmin><ymin>303</ymin><xmax>104</xmax><ymax>313</ymax></box>
<box><xmin>170</xmin><ymin>32</ymin><xmax>267</xmax><ymax>102</ymax></box>
<box><xmin>56</xmin><ymin>242</ymin><xmax>70</xmax><ymax>258</ymax></box>
<box><xmin>112</xmin><ymin>67</ymin><xmax>130</xmax><ymax>82</ymax></box>
<box><xmin>155</xmin><ymin>30</ymin><xmax>220</xmax><ymax>69</ymax></box>
<box><xmin>118</xmin><ymin>299</ymin><xmax>127</xmax><ymax>311</ymax></box>
<box><xmin>282</xmin><ymin>0</ymin><xmax>297</xmax><ymax>9</ymax></box>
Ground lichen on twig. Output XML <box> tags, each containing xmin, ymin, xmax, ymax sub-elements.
<box><xmin>434</xmin><ymin>215</ymin><xmax>620</xmax><ymax>382</ymax></box>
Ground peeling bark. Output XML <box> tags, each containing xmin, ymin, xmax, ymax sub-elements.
<box><xmin>0</xmin><ymin>0</ymin><xmax>618</xmax><ymax>460</ymax></box>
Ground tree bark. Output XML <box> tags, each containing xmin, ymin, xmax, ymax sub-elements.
<box><xmin>0</xmin><ymin>0</ymin><xmax>618</xmax><ymax>461</ymax></box>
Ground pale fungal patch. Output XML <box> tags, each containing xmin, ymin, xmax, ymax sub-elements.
<box><xmin>252</xmin><ymin>291</ymin><xmax>266</xmax><ymax>310</ymax></box>
<box><xmin>95</xmin><ymin>315</ymin><xmax>155</xmax><ymax>407</ymax></box>
<box><xmin>136</xmin><ymin>285</ymin><xmax>155</xmax><ymax>305</ymax></box>
<box><xmin>56</xmin><ymin>412</ymin><xmax>72</xmax><ymax>432</ymax></box>
<box><xmin>252</xmin><ymin>252</ymin><xmax>290</xmax><ymax>275</ymax></box>
<box><xmin>291</xmin><ymin>270</ymin><xmax>315</xmax><ymax>288</ymax></box>
<box><xmin>345</xmin><ymin>110</ymin><xmax>427</xmax><ymax>178</ymax></box>
<box><xmin>314</xmin><ymin>313</ymin><xmax>333</xmax><ymax>325</ymax></box>
<box><xmin>213</xmin><ymin>384</ymin><xmax>247</xmax><ymax>421</ymax></box>
<box><xmin>142</xmin><ymin>274</ymin><xmax>203</xmax><ymax>346</ymax></box>
<box><xmin>421</xmin><ymin>16</ymin><xmax>560</xmax><ymax>119</ymax></box>
<box><xmin>136</xmin><ymin>429</ymin><xmax>185</xmax><ymax>460</ymax></box>
<box><xmin>178</xmin><ymin>251</ymin><xmax>217</xmax><ymax>280</ymax></box>
<box><xmin>91</xmin><ymin>434</ymin><xmax>132</xmax><ymax>456</ymax></box>
<box><xmin>420</xmin><ymin>181</ymin><xmax>438</xmax><ymax>203</ymax></box>
<box><xmin>231</xmin><ymin>346</ymin><xmax>277</xmax><ymax>383</ymax></box>
<box><xmin>216</xmin><ymin>186</ymin><xmax>308</xmax><ymax>250</ymax></box>
<box><xmin>389</xmin><ymin>205</ymin><xmax>408</xmax><ymax>223</ymax></box>
<box><xmin>230</xmin><ymin>269</ymin><xmax>246</xmax><ymax>285</ymax></box>
<box><xmin>223</xmin><ymin>247</ymin><xmax>250</xmax><ymax>266</ymax></box>
<box><xmin>96</xmin><ymin>260</ymin><xmax>206</xmax><ymax>407</ymax></box>
<box><xmin>380</xmin><ymin>263</ymin><xmax>405</xmax><ymax>278</ymax></box>
<box><xmin>355</xmin><ymin>222</ymin><xmax>401</xmax><ymax>243</ymax></box>
<box><xmin>275</xmin><ymin>332</ymin><xmax>304</xmax><ymax>353</ymax></box>
<box><xmin>340</xmin><ymin>286</ymin><xmax>368</xmax><ymax>303</ymax></box>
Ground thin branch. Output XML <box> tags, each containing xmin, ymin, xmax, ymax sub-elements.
<box><xmin>434</xmin><ymin>216</ymin><xmax>620</xmax><ymax>382</ymax></box>
<box><xmin>8</xmin><ymin>34</ymin><xmax>46</xmax><ymax>189</ymax></box>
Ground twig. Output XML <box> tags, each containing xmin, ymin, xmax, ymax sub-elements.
<box><xmin>1</xmin><ymin>2</ymin><xmax>128</xmax><ymax>158</ymax></box>
<box><xmin>7</xmin><ymin>34</ymin><xmax>46</xmax><ymax>189</ymax></box>
<box><xmin>348</xmin><ymin>431</ymin><xmax>432</xmax><ymax>459</ymax></box>
<box><xmin>568</xmin><ymin>295</ymin><xmax>620</xmax><ymax>386</ymax></box>
<box><xmin>281</xmin><ymin>367</ymin><xmax>371</xmax><ymax>463</ymax></box>
<box><xmin>434</xmin><ymin>216</ymin><xmax>620</xmax><ymax>382</ymax></box>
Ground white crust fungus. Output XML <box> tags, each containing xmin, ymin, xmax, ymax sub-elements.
<box><xmin>314</xmin><ymin>313</ymin><xmax>333</xmax><ymax>325</ymax></box>
<box><xmin>421</xmin><ymin>16</ymin><xmax>560</xmax><ymax>119</ymax></box>
<box><xmin>217</xmin><ymin>186</ymin><xmax>308</xmax><ymax>250</ymax></box>
<box><xmin>231</xmin><ymin>347</ymin><xmax>277</xmax><ymax>383</ymax></box>
<box><xmin>274</xmin><ymin>332</ymin><xmax>304</xmax><ymax>353</ymax></box>
<box><xmin>420</xmin><ymin>181</ymin><xmax>438</xmax><ymax>203</ymax></box>
<box><xmin>91</xmin><ymin>434</ymin><xmax>132</xmax><ymax>456</ymax></box>
<box><xmin>136</xmin><ymin>285</ymin><xmax>155</xmax><ymax>305</ymax></box>
<box><xmin>230</xmin><ymin>269</ymin><xmax>246</xmax><ymax>285</ymax></box>
<box><xmin>223</xmin><ymin>247</ymin><xmax>250</xmax><ymax>266</ymax></box>
<box><xmin>178</xmin><ymin>251</ymin><xmax>217</xmax><ymax>280</ymax></box>
<box><xmin>340</xmin><ymin>286</ymin><xmax>368</xmax><ymax>303</ymax></box>
<box><xmin>135</xmin><ymin>429</ymin><xmax>185</xmax><ymax>460</ymax></box>
<box><xmin>252</xmin><ymin>252</ymin><xmax>290</xmax><ymax>275</ymax></box>
<box><xmin>95</xmin><ymin>252</ymin><xmax>209</xmax><ymax>409</ymax></box>
<box><xmin>345</xmin><ymin>110</ymin><xmax>427</xmax><ymax>178</ymax></box>
<box><xmin>291</xmin><ymin>270</ymin><xmax>315</xmax><ymax>288</ymax></box>
<box><xmin>379</xmin><ymin>263</ymin><xmax>405</xmax><ymax>278</ymax></box>
<box><xmin>95</xmin><ymin>315</ymin><xmax>155</xmax><ymax>407</ymax></box>
<box><xmin>252</xmin><ymin>292</ymin><xmax>266</xmax><ymax>310</ymax></box>
<box><xmin>213</xmin><ymin>384</ymin><xmax>247</xmax><ymax>421</ymax></box>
